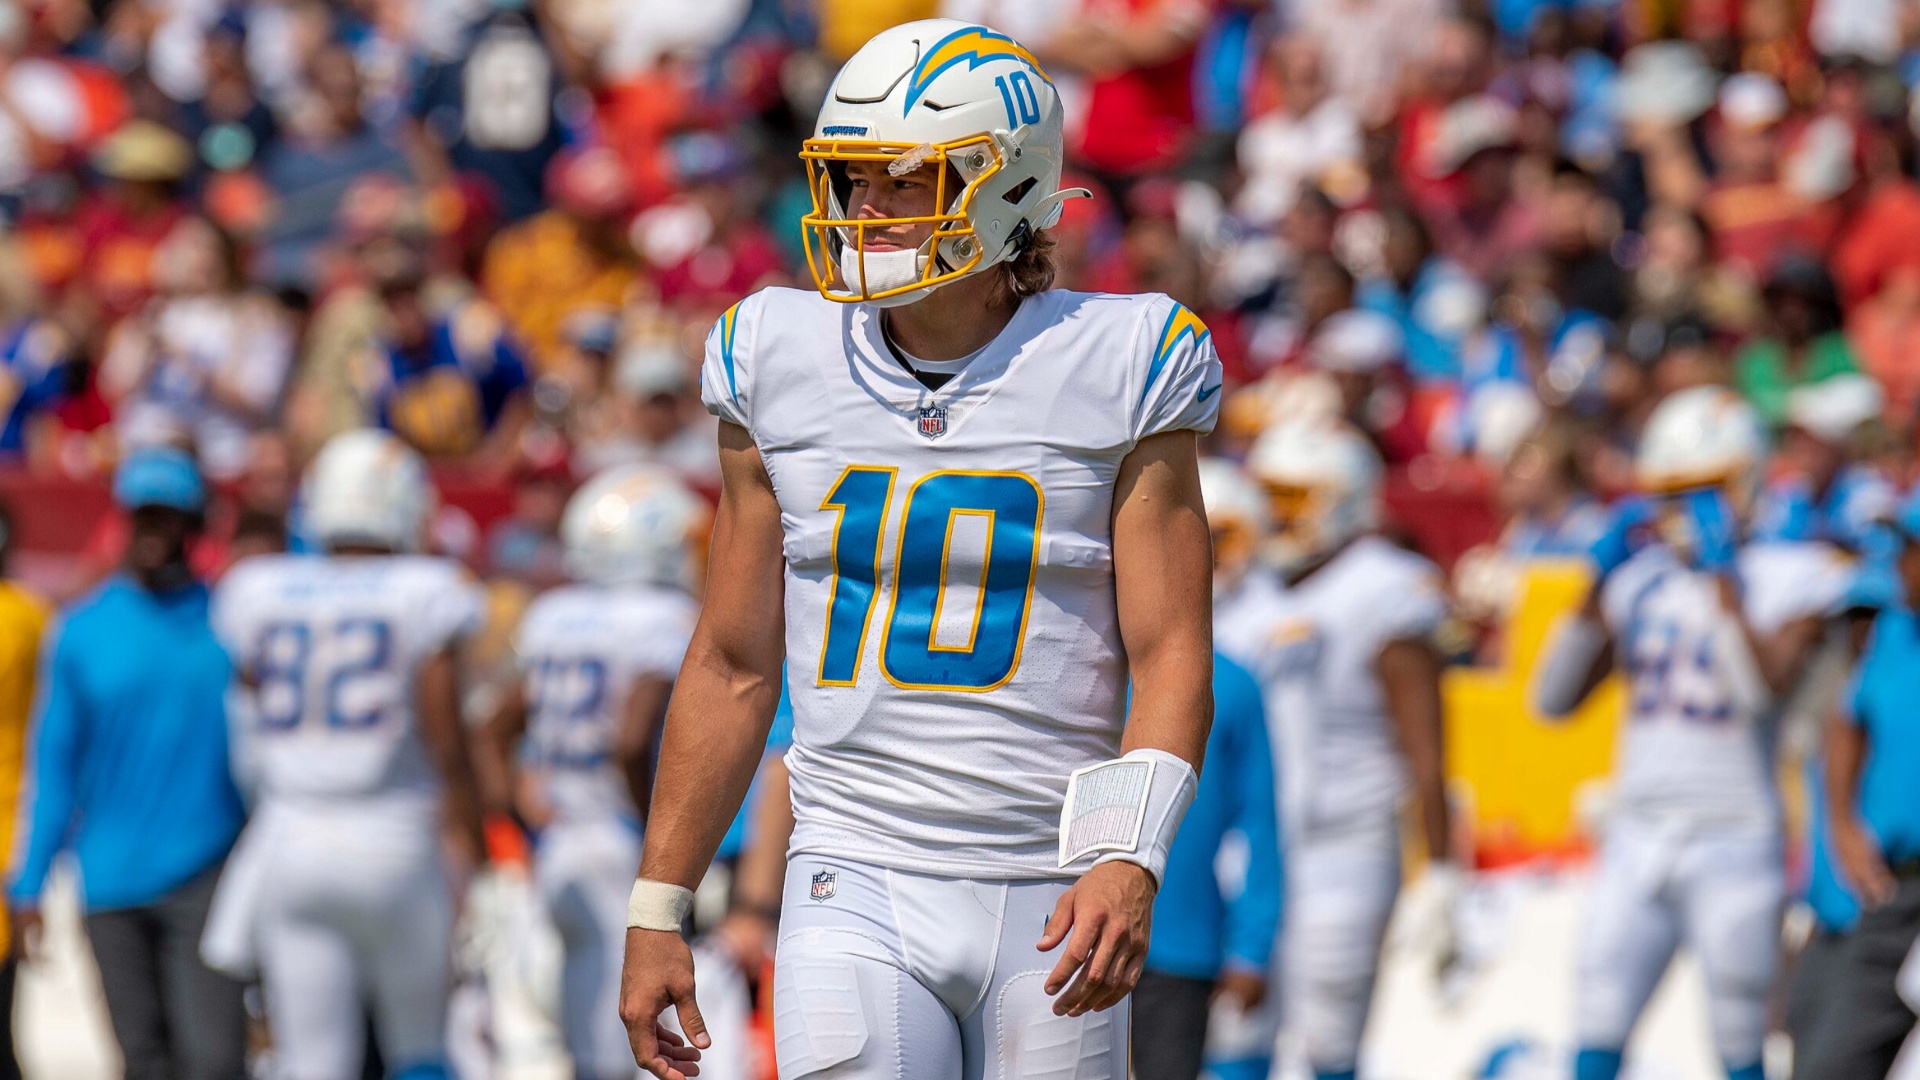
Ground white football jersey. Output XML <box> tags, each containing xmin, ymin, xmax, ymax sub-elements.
<box><xmin>213</xmin><ymin>554</ymin><xmax>486</xmax><ymax>807</ymax></box>
<box><xmin>1215</xmin><ymin>537</ymin><xmax>1446</xmax><ymax>835</ymax></box>
<box><xmin>514</xmin><ymin>583</ymin><xmax>696</xmax><ymax>824</ymax></box>
<box><xmin>702</xmin><ymin>286</ymin><xmax>1221</xmax><ymax>877</ymax></box>
<box><xmin>1599</xmin><ymin>540</ymin><xmax>1850</xmax><ymax>827</ymax></box>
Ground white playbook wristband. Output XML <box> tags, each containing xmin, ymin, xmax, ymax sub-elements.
<box><xmin>1058</xmin><ymin>747</ymin><xmax>1199</xmax><ymax>886</ymax></box>
<box><xmin>626</xmin><ymin>879</ymin><xmax>694</xmax><ymax>932</ymax></box>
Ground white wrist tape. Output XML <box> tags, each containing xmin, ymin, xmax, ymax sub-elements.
<box><xmin>1057</xmin><ymin>748</ymin><xmax>1198</xmax><ymax>885</ymax></box>
<box><xmin>626</xmin><ymin>879</ymin><xmax>694</xmax><ymax>932</ymax></box>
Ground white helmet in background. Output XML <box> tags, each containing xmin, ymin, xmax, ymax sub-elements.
<box><xmin>562</xmin><ymin>464</ymin><xmax>708</xmax><ymax>590</ymax></box>
<box><xmin>802</xmin><ymin>18</ymin><xmax>1089</xmax><ymax>307</ymax></box>
<box><xmin>1247</xmin><ymin>418</ymin><xmax>1382</xmax><ymax>572</ymax></box>
<box><xmin>1635</xmin><ymin>385</ymin><xmax>1765</xmax><ymax>507</ymax></box>
<box><xmin>304</xmin><ymin>429</ymin><xmax>432</xmax><ymax>552</ymax></box>
<box><xmin>1198</xmin><ymin>457</ymin><xmax>1271</xmax><ymax>596</ymax></box>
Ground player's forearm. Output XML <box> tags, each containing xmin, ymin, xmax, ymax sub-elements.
<box><xmin>1122</xmin><ymin>644</ymin><xmax>1213</xmax><ymax>769</ymax></box>
<box><xmin>1113</xmin><ymin>430</ymin><xmax>1214</xmax><ymax>769</ymax></box>
<box><xmin>733</xmin><ymin>756</ymin><xmax>794</xmax><ymax>915</ymax></box>
<box><xmin>1381</xmin><ymin>639</ymin><xmax>1453</xmax><ymax>862</ymax></box>
<box><xmin>419</xmin><ymin>652</ymin><xmax>487</xmax><ymax>859</ymax></box>
<box><xmin>636</xmin><ymin>642</ymin><xmax>782</xmax><ymax>889</ymax></box>
<box><xmin>1823</xmin><ymin>715</ymin><xmax>1868</xmax><ymax>827</ymax></box>
<box><xmin>473</xmin><ymin>684</ymin><xmax>526</xmax><ymax>817</ymax></box>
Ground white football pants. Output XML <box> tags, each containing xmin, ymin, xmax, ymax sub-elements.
<box><xmin>1282</xmin><ymin>815</ymin><xmax>1403</xmax><ymax>1076</ymax></box>
<box><xmin>772</xmin><ymin>855</ymin><xmax>1130</xmax><ymax>1080</ymax></box>
<box><xmin>255</xmin><ymin>802</ymin><xmax>454</xmax><ymax>1079</ymax></box>
<box><xmin>1574</xmin><ymin>816</ymin><xmax>1784</xmax><ymax>1068</ymax></box>
<box><xmin>534</xmin><ymin>817</ymin><xmax>645</xmax><ymax>1080</ymax></box>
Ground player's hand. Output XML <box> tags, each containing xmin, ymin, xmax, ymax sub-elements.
<box><xmin>1587</xmin><ymin>498</ymin><xmax>1652</xmax><ymax>580</ymax></box>
<box><xmin>1037</xmin><ymin>860</ymin><xmax>1156</xmax><ymax>1017</ymax></box>
<box><xmin>8</xmin><ymin>906</ymin><xmax>44</xmax><ymax>964</ymax></box>
<box><xmin>709</xmin><ymin>909</ymin><xmax>777</xmax><ymax>976</ymax></box>
<box><xmin>1213</xmin><ymin>968</ymin><xmax>1267</xmax><ymax>1011</ymax></box>
<box><xmin>1833</xmin><ymin>817</ymin><xmax>1898</xmax><ymax>909</ymax></box>
<box><xmin>619</xmin><ymin>928</ymin><xmax>709</xmax><ymax>1080</ymax></box>
<box><xmin>1676</xmin><ymin>488</ymin><xmax>1738</xmax><ymax>573</ymax></box>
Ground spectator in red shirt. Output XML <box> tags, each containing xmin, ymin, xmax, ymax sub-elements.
<box><xmin>1046</xmin><ymin>0</ymin><xmax>1215</xmax><ymax>187</ymax></box>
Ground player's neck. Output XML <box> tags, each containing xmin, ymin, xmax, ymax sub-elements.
<box><xmin>882</xmin><ymin>273</ymin><xmax>1020</xmax><ymax>362</ymax></box>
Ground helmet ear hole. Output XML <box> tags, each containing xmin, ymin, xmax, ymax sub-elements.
<box><xmin>1002</xmin><ymin>177</ymin><xmax>1037</xmax><ymax>206</ymax></box>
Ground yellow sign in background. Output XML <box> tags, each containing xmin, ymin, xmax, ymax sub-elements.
<box><xmin>1443</xmin><ymin>560</ymin><xmax>1624</xmax><ymax>866</ymax></box>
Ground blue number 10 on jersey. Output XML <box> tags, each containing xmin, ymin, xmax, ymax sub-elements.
<box><xmin>818</xmin><ymin>466</ymin><xmax>1043</xmax><ymax>692</ymax></box>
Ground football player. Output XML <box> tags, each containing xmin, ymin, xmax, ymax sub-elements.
<box><xmin>1532</xmin><ymin>386</ymin><xmax>1851</xmax><ymax>1080</ymax></box>
<box><xmin>474</xmin><ymin>464</ymin><xmax>704</xmax><ymax>1080</ymax></box>
<box><xmin>616</xmin><ymin>18</ymin><xmax>1219</xmax><ymax>1080</ymax></box>
<box><xmin>1216</xmin><ymin>418</ymin><xmax>1455</xmax><ymax>1080</ymax></box>
<box><xmin>210</xmin><ymin>429</ymin><xmax>488</xmax><ymax>1080</ymax></box>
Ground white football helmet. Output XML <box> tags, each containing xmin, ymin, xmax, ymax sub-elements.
<box><xmin>304</xmin><ymin>429</ymin><xmax>432</xmax><ymax>552</ymax></box>
<box><xmin>1246</xmin><ymin>419</ymin><xmax>1382</xmax><ymax>572</ymax></box>
<box><xmin>1198</xmin><ymin>457</ymin><xmax>1270</xmax><ymax>596</ymax></box>
<box><xmin>561</xmin><ymin>464</ymin><xmax>708</xmax><ymax>590</ymax></box>
<box><xmin>802</xmin><ymin>19</ymin><xmax>1088</xmax><ymax>306</ymax></box>
<box><xmin>1635</xmin><ymin>385</ymin><xmax>1765</xmax><ymax>504</ymax></box>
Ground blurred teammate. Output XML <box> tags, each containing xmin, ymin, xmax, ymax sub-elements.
<box><xmin>1218</xmin><ymin>419</ymin><xmax>1455</xmax><ymax>1080</ymax></box>
<box><xmin>475</xmin><ymin>465</ymin><xmax>703</xmax><ymax>1080</ymax></box>
<box><xmin>1533</xmin><ymin>387</ymin><xmax>1851</xmax><ymax>1080</ymax></box>
<box><xmin>617</xmin><ymin>18</ymin><xmax>1219</xmax><ymax>1080</ymax></box>
<box><xmin>210</xmin><ymin>430</ymin><xmax>487</xmax><ymax>1080</ymax></box>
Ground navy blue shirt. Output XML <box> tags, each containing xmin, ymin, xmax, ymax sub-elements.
<box><xmin>10</xmin><ymin>577</ymin><xmax>245</xmax><ymax>911</ymax></box>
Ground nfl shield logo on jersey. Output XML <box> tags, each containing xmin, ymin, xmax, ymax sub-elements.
<box><xmin>810</xmin><ymin>870</ymin><xmax>837</xmax><ymax>902</ymax></box>
<box><xmin>917</xmin><ymin>405</ymin><xmax>947</xmax><ymax>440</ymax></box>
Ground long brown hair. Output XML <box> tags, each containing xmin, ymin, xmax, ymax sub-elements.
<box><xmin>1000</xmin><ymin>228</ymin><xmax>1057</xmax><ymax>300</ymax></box>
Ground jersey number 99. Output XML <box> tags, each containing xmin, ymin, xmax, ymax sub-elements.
<box><xmin>819</xmin><ymin>467</ymin><xmax>1043</xmax><ymax>692</ymax></box>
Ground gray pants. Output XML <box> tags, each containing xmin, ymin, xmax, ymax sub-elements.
<box><xmin>1786</xmin><ymin>924</ymin><xmax>1853</xmax><ymax>1065</ymax></box>
<box><xmin>1797</xmin><ymin>876</ymin><xmax>1920</xmax><ymax>1080</ymax></box>
<box><xmin>83</xmin><ymin>864</ymin><xmax>247</xmax><ymax>1080</ymax></box>
<box><xmin>1131</xmin><ymin>970</ymin><xmax>1213</xmax><ymax>1080</ymax></box>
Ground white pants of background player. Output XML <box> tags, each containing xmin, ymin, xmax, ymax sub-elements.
<box><xmin>772</xmin><ymin>856</ymin><xmax>1130</xmax><ymax>1080</ymax></box>
<box><xmin>536</xmin><ymin>819</ymin><xmax>756</xmax><ymax>1080</ymax></box>
<box><xmin>254</xmin><ymin>801</ymin><xmax>454</xmax><ymax>1078</ymax></box>
<box><xmin>1282</xmin><ymin>814</ymin><xmax>1402</xmax><ymax>1076</ymax></box>
<box><xmin>1575</xmin><ymin>816</ymin><xmax>1783</xmax><ymax>1068</ymax></box>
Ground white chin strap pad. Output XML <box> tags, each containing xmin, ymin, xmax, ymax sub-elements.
<box><xmin>1057</xmin><ymin>748</ymin><xmax>1198</xmax><ymax>886</ymax></box>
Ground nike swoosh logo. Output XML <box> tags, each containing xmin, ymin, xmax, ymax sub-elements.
<box><xmin>1196</xmin><ymin>383</ymin><xmax>1222</xmax><ymax>402</ymax></box>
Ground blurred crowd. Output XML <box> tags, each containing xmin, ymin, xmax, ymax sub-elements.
<box><xmin>3</xmin><ymin>0</ymin><xmax>1920</xmax><ymax>594</ymax></box>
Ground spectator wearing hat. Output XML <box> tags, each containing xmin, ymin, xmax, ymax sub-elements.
<box><xmin>1422</xmin><ymin>96</ymin><xmax>1542</xmax><ymax>283</ymax></box>
<box><xmin>1753</xmin><ymin>375</ymin><xmax>1897</xmax><ymax>556</ymax></box>
<box><xmin>1733</xmin><ymin>256</ymin><xmax>1861</xmax><ymax>430</ymax></box>
<box><xmin>481</xmin><ymin>146</ymin><xmax>641</xmax><ymax>370</ymax></box>
<box><xmin>78</xmin><ymin>120</ymin><xmax>193</xmax><ymax>320</ymax></box>
<box><xmin>1802</xmin><ymin>487</ymin><xmax>1920</xmax><ymax>1079</ymax></box>
<box><xmin>7</xmin><ymin>447</ymin><xmax>247</xmax><ymax>1080</ymax></box>
<box><xmin>1310</xmin><ymin>308</ymin><xmax>1426</xmax><ymax>464</ymax></box>
<box><xmin>1701</xmin><ymin>73</ymin><xmax>1809</xmax><ymax>276</ymax></box>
